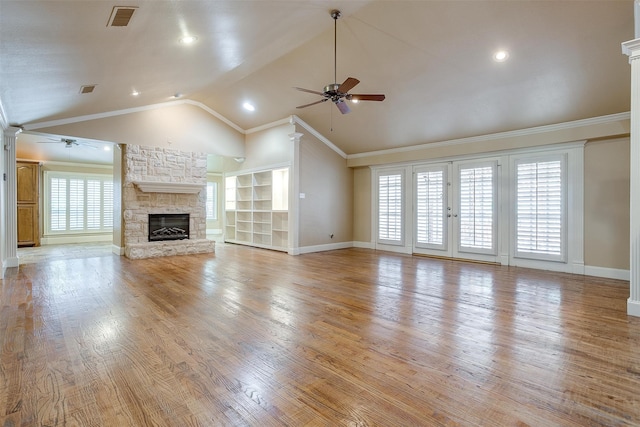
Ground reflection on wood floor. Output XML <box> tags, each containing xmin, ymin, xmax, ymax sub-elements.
<box><xmin>1</xmin><ymin>244</ymin><xmax>639</xmax><ymax>426</ymax></box>
<box><xmin>17</xmin><ymin>242</ymin><xmax>113</xmax><ymax>264</ymax></box>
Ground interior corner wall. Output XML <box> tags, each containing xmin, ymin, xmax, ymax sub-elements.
<box><xmin>0</xmin><ymin>132</ymin><xmax>6</xmax><ymax>270</ymax></box>
<box><xmin>112</xmin><ymin>144</ymin><xmax>124</xmax><ymax>252</ymax></box>
<box><xmin>297</xmin><ymin>130</ymin><xmax>353</xmax><ymax>248</ymax></box>
<box><xmin>242</xmin><ymin>122</ymin><xmax>296</xmax><ymax>170</ymax></box>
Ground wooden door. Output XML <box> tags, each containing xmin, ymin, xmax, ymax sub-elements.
<box><xmin>17</xmin><ymin>161</ymin><xmax>40</xmax><ymax>247</ymax></box>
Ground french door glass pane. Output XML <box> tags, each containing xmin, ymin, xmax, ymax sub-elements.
<box><xmin>459</xmin><ymin>166</ymin><xmax>494</xmax><ymax>250</ymax></box>
<box><xmin>416</xmin><ymin>170</ymin><xmax>445</xmax><ymax>246</ymax></box>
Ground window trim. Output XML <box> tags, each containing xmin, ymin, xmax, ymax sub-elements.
<box><xmin>511</xmin><ymin>153</ymin><xmax>567</xmax><ymax>263</ymax></box>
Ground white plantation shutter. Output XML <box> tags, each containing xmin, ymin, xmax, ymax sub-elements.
<box><xmin>378</xmin><ymin>172</ymin><xmax>403</xmax><ymax>244</ymax></box>
<box><xmin>69</xmin><ymin>179</ymin><xmax>85</xmax><ymax>230</ymax></box>
<box><xmin>515</xmin><ymin>157</ymin><xmax>564</xmax><ymax>260</ymax></box>
<box><xmin>86</xmin><ymin>180</ymin><xmax>101</xmax><ymax>229</ymax></box>
<box><xmin>206</xmin><ymin>182</ymin><xmax>217</xmax><ymax>220</ymax></box>
<box><xmin>44</xmin><ymin>172</ymin><xmax>114</xmax><ymax>234</ymax></box>
<box><xmin>103</xmin><ymin>181</ymin><xmax>114</xmax><ymax>228</ymax></box>
<box><xmin>415</xmin><ymin>168</ymin><xmax>446</xmax><ymax>248</ymax></box>
<box><xmin>50</xmin><ymin>177</ymin><xmax>67</xmax><ymax>231</ymax></box>
<box><xmin>458</xmin><ymin>163</ymin><xmax>496</xmax><ymax>253</ymax></box>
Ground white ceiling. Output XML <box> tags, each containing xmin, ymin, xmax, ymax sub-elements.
<box><xmin>0</xmin><ymin>0</ymin><xmax>634</xmax><ymax>163</ymax></box>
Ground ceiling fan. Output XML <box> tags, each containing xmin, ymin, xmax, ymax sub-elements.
<box><xmin>294</xmin><ymin>9</ymin><xmax>385</xmax><ymax>115</ymax></box>
<box><xmin>36</xmin><ymin>137</ymin><xmax>96</xmax><ymax>149</ymax></box>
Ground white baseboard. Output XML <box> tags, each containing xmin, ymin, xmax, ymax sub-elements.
<box><xmin>294</xmin><ymin>241</ymin><xmax>354</xmax><ymax>255</ymax></box>
<box><xmin>628</xmin><ymin>299</ymin><xmax>640</xmax><ymax>317</ymax></box>
<box><xmin>112</xmin><ymin>245</ymin><xmax>124</xmax><ymax>256</ymax></box>
<box><xmin>353</xmin><ymin>241</ymin><xmax>374</xmax><ymax>249</ymax></box>
<box><xmin>584</xmin><ymin>265</ymin><xmax>630</xmax><ymax>281</ymax></box>
<box><xmin>3</xmin><ymin>257</ymin><xmax>19</xmax><ymax>268</ymax></box>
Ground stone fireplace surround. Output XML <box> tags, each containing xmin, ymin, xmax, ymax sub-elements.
<box><xmin>123</xmin><ymin>144</ymin><xmax>215</xmax><ymax>259</ymax></box>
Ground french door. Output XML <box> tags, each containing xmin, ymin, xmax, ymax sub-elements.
<box><xmin>413</xmin><ymin>160</ymin><xmax>499</xmax><ymax>263</ymax></box>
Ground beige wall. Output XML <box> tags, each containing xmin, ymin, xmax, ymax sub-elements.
<box><xmin>297</xmin><ymin>130</ymin><xmax>353</xmax><ymax>247</ymax></box>
<box><xmin>34</xmin><ymin>102</ymin><xmax>245</xmax><ymax>158</ymax></box>
<box><xmin>353</xmin><ymin>167</ymin><xmax>372</xmax><ymax>243</ymax></box>
<box><xmin>584</xmin><ymin>137</ymin><xmax>630</xmax><ymax>270</ymax></box>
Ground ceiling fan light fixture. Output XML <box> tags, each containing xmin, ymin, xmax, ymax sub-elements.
<box><xmin>493</xmin><ymin>50</ymin><xmax>509</xmax><ymax>62</ymax></box>
<box><xmin>179</xmin><ymin>35</ymin><xmax>198</xmax><ymax>45</ymax></box>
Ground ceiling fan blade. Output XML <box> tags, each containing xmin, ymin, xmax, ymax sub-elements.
<box><xmin>294</xmin><ymin>87</ymin><xmax>325</xmax><ymax>96</ymax></box>
<box><xmin>335</xmin><ymin>100</ymin><xmax>351</xmax><ymax>114</ymax></box>
<box><xmin>350</xmin><ymin>94</ymin><xmax>386</xmax><ymax>102</ymax></box>
<box><xmin>337</xmin><ymin>77</ymin><xmax>359</xmax><ymax>93</ymax></box>
<box><xmin>296</xmin><ymin>99</ymin><xmax>328</xmax><ymax>109</ymax></box>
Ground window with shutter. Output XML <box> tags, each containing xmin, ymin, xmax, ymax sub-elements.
<box><xmin>515</xmin><ymin>156</ymin><xmax>565</xmax><ymax>261</ymax></box>
<box><xmin>44</xmin><ymin>172</ymin><xmax>114</xmax><ymax>235</ymax></box>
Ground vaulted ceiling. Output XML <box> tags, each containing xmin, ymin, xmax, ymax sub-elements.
<box><xmin>0</xmin><ymin>0</ymin><xmax>633</xmax><ymax>162</ymax></box>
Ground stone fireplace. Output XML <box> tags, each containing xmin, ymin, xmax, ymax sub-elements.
<box><xmin>122</xmin><ymin>144</ymin><xmax>215</xmax><ymax>259</ymax></box>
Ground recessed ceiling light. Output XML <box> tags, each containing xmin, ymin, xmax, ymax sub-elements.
<box><xmin>131</xmin><ymin>90</ymin><xmax>140</xmax><ymax>96</ymax></box>
<box><xmin>243</xmin><ymin>102</ymin><xmax>255</xmax><ymax>112</ymax></box>
<box><xmin>493</xmin><ymin>50</ymin><xmax>509</xmax><ymax>62</ymax></box>
<box><xmin>171</xmin><ymin>93</ymin><xmax>182</xmax><ymax>99</ymax></box>
<box><xmin>179</xmin><ymin>35</ymin><xmax>198</xmax><ymax>45</ymax></box>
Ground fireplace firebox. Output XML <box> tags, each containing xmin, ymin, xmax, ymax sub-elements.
<box><xmin>148</xmin><ymin>213</ymin><xmax>190</xmax><ymax>242</ymax></box>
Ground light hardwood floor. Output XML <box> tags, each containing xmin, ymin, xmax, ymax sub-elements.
<box><xmin>1</xmin><ymin>244</ymin><xmax>639</xmax><ymax>426</ymax></box>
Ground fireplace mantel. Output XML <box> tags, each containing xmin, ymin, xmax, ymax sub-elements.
<box><xmin>133</xmin><ymin>181</ymin><xmax>204</xmax><ymax>194</ymax></box>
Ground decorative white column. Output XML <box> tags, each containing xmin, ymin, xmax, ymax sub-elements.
<box><xmin>623</xmin><ymin>39</ymin><xmax>640</xmax><ymax>317</ymax></box>
<box><xmin>3</xmin><ymin>126</ymin><xmax>21</xmax><ymax>268</ymax></box>
<box><xmin>288</xmin><ymin>131</ymin><xmax>303</xmax><ymax>255</ymax></box>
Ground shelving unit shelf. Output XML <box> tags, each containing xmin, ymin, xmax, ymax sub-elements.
<box><xmin>224</xmin><ymin>167</ymin><xmax>289</xmax><ymax>252</ymax></box>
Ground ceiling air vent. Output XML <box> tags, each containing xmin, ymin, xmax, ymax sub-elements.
<box><xmin>107</xmin><ymin>6</ymin><xmax>137</xmax><ymax>27</ymax></box>
<box><xmin>80</xmin><ymin>85</ymin><xmax>97</xmax><ymax>94</ymax></box>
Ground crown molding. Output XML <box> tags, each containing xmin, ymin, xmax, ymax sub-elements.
<box><xmin>22</xmin><ymin>99</ymin><xmax>245</xmax><ymax>134</ymax></box>
<box><xmin>245</xmin><ymin>117</ymin><xmax>291</xmax><ymax>134</ymax></box>
<box><xmin>347</xmin><ymin>112</ymin><xmax>630</xmax><ymax>160</ymax></box>
<box><xmin>290</xmin><ymin>115</ymin><xmax>347</xmax><ymax>159</ymax></box>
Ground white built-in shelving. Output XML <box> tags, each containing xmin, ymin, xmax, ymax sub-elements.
<box><xmin>224</xmin><ymin>167</ymin><xmax>289</xmax><ymax>252</ymax></box>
